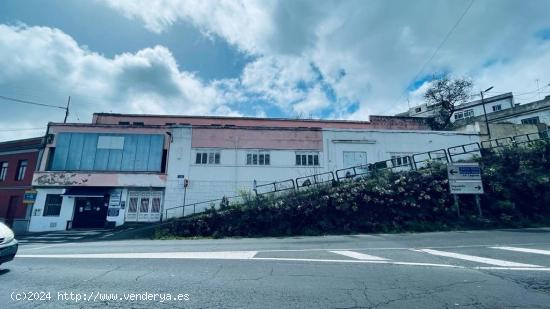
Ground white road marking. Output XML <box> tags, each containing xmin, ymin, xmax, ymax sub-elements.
<box><xmin>491</xmin><ymin>246</ymin><xmax>550</xmax><ymax>256</ymax></box>
<box><xmin>18</xmin><ymin>243</ymin><xmax>75</xmax><ymax>251</ymax></box>
<box><xmin>330</xmin><ymin>250</ymin><xmax>388</xmax><ymax>261</ymax></box>
<box><xmin>17</xmin><ymin>251</ymin><xmax>258</xmax><ymax>260</ymax></box>
<box><xmin>15</xmin><ymin>250</ymin><xmax>550</xmax><ymax>271</ymax></box>
<box><xmin>415</xmin><ymin>249</ymin><xmax>543</xmax><ymax>268</ymax></box>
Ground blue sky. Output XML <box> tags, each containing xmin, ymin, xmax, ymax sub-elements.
<box><xmin>0</xmin><ymin>0</ymin><xmax>549</xmax><ymax>140</ymax></box>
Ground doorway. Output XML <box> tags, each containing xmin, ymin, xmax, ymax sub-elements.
<box><xmin>125</xmin><ymin>191</ymin><xmax>162</xmax><ymax>222</ymax></box>
<box><xmin>72</xmin><ymin>197</ymin><xmax>108</xmax><ymax>228</ymax></box>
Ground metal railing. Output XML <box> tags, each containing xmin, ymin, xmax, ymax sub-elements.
<box><xmin>296</xmin><ymin>171</ymin><xmax>335</xmax><ymax>189</ymax></box>
<box><xmin>412</xmin><ymin>149</ymin><xmax>449</xmax><ymax>169</ymax></box>
<box><xmin>447</xmin><ymin>142</ymin><xmax>481</xmax><ymax>163</ymax></box>
<box><xmin>255</xmin><ymin>179</ymin><xmax>295</xmax><ymax>195</ymax></box>
<box><xmin>163</xmin><ymin>195</ymin><xmax>243</xmax><ymax>221</ymax></box>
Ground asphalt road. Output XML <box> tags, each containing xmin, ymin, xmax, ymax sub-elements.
<box><xmin>2</xmin><ymin>228</ymin><xmax>550</xmax><ymax>308</ymax></box>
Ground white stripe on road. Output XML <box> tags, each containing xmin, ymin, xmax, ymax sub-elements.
<box><xmin>330</xmin><ymin>250</ymin><xmax>388</xmax><ymax>261</ymax></box>
<box><xmin>415</xmin><ymin>249</ymin><xmax>542</xmax><ymax>268</ymax></box>
<box><xmin>491</xmin><ymin>246</ymin><xmax>550</xmax><ymax>256</ymax></box>
<box><xmin>16</xmin><ymin>253</ymin><xmax>550</xmax><ymax>271</ymax></box>
<box><xmin>17</xmin><ymin>251</ymin><xmax>258</xmax><ymax>260</ymax></box>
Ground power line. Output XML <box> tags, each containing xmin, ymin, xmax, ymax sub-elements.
<box><xmin>395</xmin><ymin>0</ymin><xmax>476</xmax><ymax>106</ymax></box>
<box><xmin>0</xmin><ymin>127</ymin><xmax>45</xmax><ymax>132</ymax></box>
<box><xmin>0</xmin><ymin>94</ymin><xmax>66</xmax><ymax>110</ymax></box>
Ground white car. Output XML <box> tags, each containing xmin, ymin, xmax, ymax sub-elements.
<box><xmin>0</xmin><ymin>222</ymin><xmax>18</xmax><ymax>265</ymax></box>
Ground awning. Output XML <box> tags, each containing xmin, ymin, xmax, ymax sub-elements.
<box><xmin>62</xmin><ymin>188</ymin><xmax>109</xmax><ymax>197</ymax></box>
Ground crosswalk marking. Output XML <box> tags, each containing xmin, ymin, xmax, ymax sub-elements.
<box><xmin>491</xmin><ymin>246</ymin><xmax>550</xmax><ymax>256</ymax></box>
<box><xmin>415</xmin><ymin>249</ymin><xmax>542</xmax><ymax>268</ymax></box>
<box><xmin>330</xmin><ymin>250</ymin><xmax>388</xmax><ymax>261</ymax></box>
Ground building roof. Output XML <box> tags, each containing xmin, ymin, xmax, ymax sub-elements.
<box><xmin>92</xmin><ymin>113</ymin><xmax>432</xmax><ymax>130</ymax></box>
<box><xmin>0</xmin><ymin>136</ymin><xmax>44</xmax><ymax>153</ymax></box>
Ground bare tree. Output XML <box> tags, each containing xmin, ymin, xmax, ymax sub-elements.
<box><xmin>424</xmin><ymin>75</ymin><xmax>473</xmax><ymax>130</ymax></box>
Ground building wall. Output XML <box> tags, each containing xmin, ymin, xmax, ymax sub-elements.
<box><xmin>28</xmin><ymin>188</ymin><xmax>74</xmax><ymax>232</ymax></box>
<box><xmin>0</xmin><ymin>149</ymin><xmax>39</xmax><ymax>221</ymax></box>
<box><xmin>164</xmin><ymin>127</ymin><xmax>480</xmax><ymax>217</ymax></box>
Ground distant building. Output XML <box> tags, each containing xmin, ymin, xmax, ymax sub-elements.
<box><xmin>453</xmin><ymin>95</ymin><xmax>550</xmax><ymax>139</ymax></box>
<box><xmin>399</xmin><ymin>93</ymin><xmax>515</xmax><ymax>123</ymax></box>
<box><xmin>0</xmin><ymin>137</ymin><xmax>44</xmax><ymax>233</ymax></box>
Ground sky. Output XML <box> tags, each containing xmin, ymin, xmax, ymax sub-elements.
<box><xmin>0</xmin><ymin>0</ymin><xmax>549</xmax><ymax>141</ymax></box>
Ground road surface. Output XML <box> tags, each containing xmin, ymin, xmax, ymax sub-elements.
<box><xmin>2</xmin><ymin>228</ymin><xmax>550</xmax><ymax>308</ymax></box>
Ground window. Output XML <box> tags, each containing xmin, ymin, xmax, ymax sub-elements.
<box><xmin>43</xmin><ymin>194</ymin><xmax>63</xmax><ymax>216</ymax></box>
<box><xmin>97</xmin><ymin>136</ymin><xmax>125</xmax><ymax>149</ymax></box>
<box><xmin>390</xmin><ymin>154</ymin><xmax>411</xmax><ymax>167</ymax></box>
<box><xmin>246</xmin><ymin>151</ymin><xmax>270</xmax><ymax>166</ymax></box>
<box><xmin>521</xmin><ymin>117</ymin><xmax>540</xmax><ymax>125</ymax></box>
<box><xmin>15</xmin><ymin>160</ymin><xmax>27</xmax><ymax>181</ymax></box>
<box><xmin>454</xmin><ymin>109</ymin><xmax>474</xmax><ymax>120</ymax></box>
<box><xmin>118</xmin><ymin>121</ymin><xmax>130</xmax><ymax>125</ymax></box>
<box><xmin>296</xmin><ymin>152</ymin><xmax>320</xmax><ymax>166</ymax></box>
<box><xmin>492</xmin><ymin>104</ymin><xmax>502</xmax><ymax>112</ymax></box>
<box><xmin>195</xmin><ymin>151</ymin><xmax>220</xmax><ymax>165</ymax></box>
<box><xmin>414</xmin><ymin>107</ymin><xmax>422</xmax><ymax>113</ymax></box>
<box><xmin>133</xmin><ymin>122</ymin><xmax>145</xmax><ymax>126</ymax></box>
<box><xmin>0</xmin><ymin>162</ymin><xmax>7</xmax><ymax>181</ymax></box>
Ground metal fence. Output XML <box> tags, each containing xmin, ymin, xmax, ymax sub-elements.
<box><xmin>296</xmin><ymin>171</ymin><xmax>335</xmax><ymax>189</ymax></box>
<box><xmin>255</xmin><ymin>179</ymin><xmax>295</xmax><ymax>195</ymax></box>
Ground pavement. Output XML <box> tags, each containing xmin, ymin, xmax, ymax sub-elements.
<box><xmin>2</xmin><ymin>228</ymin><xmax>550</xmax><ymax>308</ymax></box>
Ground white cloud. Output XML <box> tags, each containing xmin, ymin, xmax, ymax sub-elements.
<box><xmin>102</xmin><ymin>0</ymin><xmax>550</xmax><ymax>120</ymax></box>
<box><xmin>0</xmin><ymin>24</ymin><xmax>240</xmax><ymax>140</ymax></box>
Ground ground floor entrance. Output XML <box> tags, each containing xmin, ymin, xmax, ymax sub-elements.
<box><xmin>72</xmin><ymin>196</ymin><xmax>108</xmax><ymax>228</ymax></box>
<box><xmin>125</xmin><ymin>191</ymin><xmax>162</xmax><ymax>222</ymax></box>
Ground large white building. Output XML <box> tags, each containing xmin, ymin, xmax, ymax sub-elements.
<box><xmin>400</xmin><ymin>93</ymin><xmax>515</xmax><ymax>123</ymax></box>
<box><xmin>28</xmin><ymin>114</ymin><xmax>480</xmax><ymax>232</ymax></box>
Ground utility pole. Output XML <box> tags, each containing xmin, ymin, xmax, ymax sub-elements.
<box><xmin>63</xmin><ymin>96</ymin><xmax>71</xmax><ymax>123</ymax></box>
<box><xmin>480</xmin><ymin>86</ymin><xmax>493</xmax><ymax>140</ymax></box>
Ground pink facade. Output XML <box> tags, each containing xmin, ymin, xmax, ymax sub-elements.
<box><xmin>93</xmin><ymin>113</ymin><xmax>432</xmax><ymax>130</ymax></box>
<box><xmin>192</xmin><ymin>128</ymin><xmax>323</xmax><ymax>150</ymax></box>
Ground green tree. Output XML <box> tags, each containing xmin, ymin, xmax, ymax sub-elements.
<box><xmin>424</xmin><ymin>75</ymin><xmax>473</xmax><ymax>130</ymax></box>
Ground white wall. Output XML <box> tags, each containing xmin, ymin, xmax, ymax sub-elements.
<box><xmin>28</xmin><ymin>188</ymin><xmax>74</xmax><ymax>232</ymax></box>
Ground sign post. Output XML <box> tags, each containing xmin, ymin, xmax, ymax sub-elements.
<box><xmin>447</xmin><ymin>163</ymin><xmax>484</xmax><ymax>217</ymax></box>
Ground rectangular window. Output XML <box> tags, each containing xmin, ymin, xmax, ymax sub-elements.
<box><xmin>246</xmin><ymin>151</ymin><xmax>270</xmax><ymax>165</ymax></box>
<box><xmin>15</xmin><ymin>160</ymin><xmax>28</xmax><ymax>181</ymax></box>
<box><xmin>463</xmin><ymin>109</ymin><xmax>474</xmax><ymax>118</ymax></box>
<box><xmin>492</xmin><ymin>104</ymin><xmax>502</xmax><ymax>112</ymax></box>
<box><xmin>0</xmin><ymin>162</ymin><xmax>7</xmax><ymax>181</ymax></box>
<box><xmin>97</xmin><ymin>136</ymin><xmax>125</xmax><ymax>150</ymax></box>
<box><xmin>296</xmin><ymin>152</ymin><xmax>320</xmax><ymax>166</ymax></box>
<box><xmin>454</xmin><ymin>112</ymin><xmax>463</xmax><ymax>120</ymax></box>
<box><xmin>43</xmin><ymin>194</ymin><xmax>63</xmax><ymax>216</ymax></box>
<box><xmin>521</xmin><ymin>117</ymin><xmax>540</xmax><ymax>125</ymax></box>
<box><xmin>195</xmin><ymin>151</ymin><xmax>220</xmax><ymax>165</ymax></box>
<box><xmin>391</xmin><ymin>155</ymin><xmax>410</xmax><ymax>166</ymax></box>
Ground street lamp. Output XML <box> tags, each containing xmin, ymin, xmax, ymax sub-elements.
<box><xmin>480</xmin><ymin>86</ymin><xmax>494</xmax><ymax>140</ymax></box>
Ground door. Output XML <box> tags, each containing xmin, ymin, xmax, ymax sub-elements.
<box><xmin>125</xmin><ymin>191</ymin><xmax>163</xmax><ymax>222</ymax></box>
<box><xmin>72</xmin><ymin>197</ymin><xmax>108</xmax><ymax>228</ymax></box>
<box><xmin>6</xmin><ymin>196</ymin><xmax>19</xmax><ymax>227</ymax></box>
<box><xmin>343</xmin><ymin>151</ymin><xmax>367</xmax><ymax>168</ymax></box>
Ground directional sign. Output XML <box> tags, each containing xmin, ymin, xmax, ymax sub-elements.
<box><xmin>447</xmin><ymin>163</ymin><xmax>484</xmax><ymax>194</ymax></box>
<box><xmin>449</xmin><ymin>180</ymin><xmax>484</xmax><ymax>194</ymax></box>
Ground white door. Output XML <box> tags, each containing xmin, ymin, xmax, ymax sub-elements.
<box><xmin>125</xmin><ymin>191</ymin><xmax>163</xmax><ymax>222</ymax></box>
<box><xmin>343</xmin><ymin>151</ymin><xmax>367</xmax><ymax>168</ymax></box>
